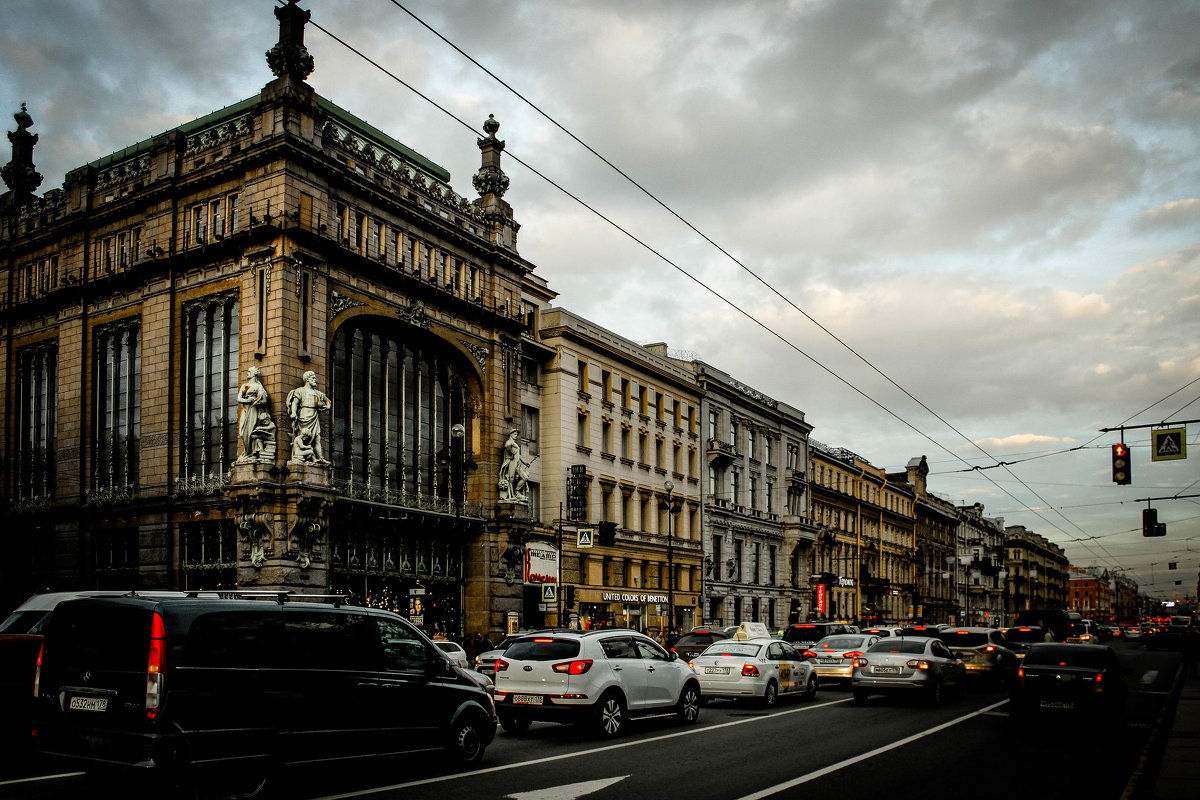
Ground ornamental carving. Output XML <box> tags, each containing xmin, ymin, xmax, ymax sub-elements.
<box><xmin>472</xmin><ymin>165</ymin><xmax>509</xmax><ymax>198</ymax></box>
<box><xmin>96</xmin><ymin>155</ymin><xmax>149</xmax><ymax>190</ymax></box>
<box><xmin>458</xmin><ymin>339</ymin><xmax>488</xmax><ymax>372</ymax></box>
<box><xmin>729</xmin><ymin>378</ymin><xmax>779</xmax><ymax>409</ymax></box>
<box><xmin>330</xmin><ymin>290</ymin><xmax>366</xmax><ymax>318</ymax></box>
<box><xmin>184</xmin><ymin>115</ymin><xmax>254</xmax><ymax>157</ymax></box>
<box><xmin>398</xmin><ymin>300</ymin><xmax>430</xmax><ymax>329</ymax></box>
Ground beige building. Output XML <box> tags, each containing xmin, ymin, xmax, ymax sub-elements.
<box><xmin>1004</xmin><ymin>525</ymin><xmax>1069</xmax><ymax>618</ymax></box>
<box><xmin>532</xmin><ymin>308</ymin><xmax>704</xmax><ymax>633</ymax></box>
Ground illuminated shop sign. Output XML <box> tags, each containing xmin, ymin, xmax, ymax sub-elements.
<box><xmin>600</xmin><ymin>592</ymin><xmax>668</xmax><ymax>603</ymax></box>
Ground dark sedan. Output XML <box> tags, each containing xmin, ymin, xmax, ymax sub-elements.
<box><xmin>1010</xmin><ymin>643</ymin><xmax>1127</xmax><ymax>726</ymax></box>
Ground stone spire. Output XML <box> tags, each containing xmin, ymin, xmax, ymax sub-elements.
<box><xmin>265</xmin><ymin>0</ymin><xmax>315</xmax><ymax>81</ymax></box>
<box><xmin>1</xmin><ymin>103</ymin><xmax>44</xmax><ymax>198</ymax></box>
<box><xmin>472</xmin><ymin>115</ymin><xmax>519</xmax><ymax>251</ymax></box>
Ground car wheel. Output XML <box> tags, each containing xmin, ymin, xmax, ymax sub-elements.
<box><xmin>676</xmin><ymin>683</ymin><xmax>701</xmax><ymax>724</ymax></box>
<box><xmin>498</xmin><ymin>713</ymin><xmax>532</xmax><ymax>734</ymax></box>
<box><xmin>446</xmin><ymin>713</ymin><xmax>487</xmax><ymax>765</ymax></box>
<box><xmin>803</xmin><ymin>675</ymin><xmax>818</xmax><ymax>701</ymax></box>
<box><xmin>761</xmin><ymin>680</ymin><xmax>780</xmax><ymax>708</ymax></box>
<box><xmin>594</xmin><ymin>692</ymin><xmax>626</xmax><ymax>738</ymax></box>
<box><xmin>853</xmin><ymin>689</ymin><xmax>869</xmax><ymax>705</ymax></box>
<box><xmin>927</xmin><ymin>679</ymin><xmax>943</xmax><ymax>707</ymax></box>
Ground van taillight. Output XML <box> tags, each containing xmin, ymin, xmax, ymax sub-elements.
<box><xmin>33</xmin><ymin>641</ymin><xmax>44</xmax><ymax>698</ymax></box>
<box><xmin>146</xmin><ymin>612</ymin><xmax>166</xmax><ymax>720</ymax></box>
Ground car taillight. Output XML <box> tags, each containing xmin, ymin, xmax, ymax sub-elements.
<box><xmin>802</xmin><ymin>650</ymin><xmax>817</xmax><ymax>659</ymax></box>
<box><xmin>1093</xmin><ymin>672</ymin><xmax>1104</xmax><ymax>692</ymax></box>
<box><xmin>843</xmin><ymin>651</ymin><xmax>863</xmax><ymax>659</ymax></box>
<box><xmin>146</xmin><ymin>612</ymin><xmax>166</xmax><ymax>720</ymax></box>
<box><xmin>552</xmin><ymin>659</ymin><xmax>594</xmax><ymax>675</ymax></box>
<box><xmin>905</xmin><ymin>659</ymin><xmax>930</xmax><ymax>670</ymax></box>
<box><xmin>1017</xmin><ymin>666</ymin><xmax>1025</xmax><ymax>689</ymax></box>
<box><xmin>742</xmin><ymin>664</ymin><xmax>760</xmax><ymax>677</ymax></box>
<box><xmin>494</xmin><ymin>658</ymin><xmax>510</xmax><ymax>673</ymax></box>
<box><xmin>853</xmin><ymin>657</ymin><xmax>868</xmax><ymax>668</ymax></box>
<box><xmin>983</xmin><ymin>645</ymin><xmax>995</xmax><ymax>653</ymax></box>
<box><xmin>34</xmin><ymin>641</ymin><xmax>44</xmax><ymax>698</ymax></box>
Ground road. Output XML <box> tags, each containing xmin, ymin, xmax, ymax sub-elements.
<box><xmin>3</xmin><ymin>641</ymin><xmax>1179</xmax><ymax>800</ymax></box>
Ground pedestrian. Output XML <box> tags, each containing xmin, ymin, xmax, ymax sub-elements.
<box><xmin>479</xmin><ymin>632</ymin><xmax>495</xmax><ymax>653</ymax></box>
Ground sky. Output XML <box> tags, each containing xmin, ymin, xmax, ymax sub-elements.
<box><xmin>3</xmin><ymin>0</ymin><xmax>1198</xmax><ymax>601</ymax></box>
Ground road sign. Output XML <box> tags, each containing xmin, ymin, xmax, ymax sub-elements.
<box><xmin>542</xmin><ymin>583</ymin><xmax>557</xmax><ymax>602</ymax></box>
<box><xmin>1152</xmin><ymin>427</ymin><xmax>1187</xmax><ymax>461</ymax></box>
<box><xmin>577</xmin><ymin>527</ymin><xmax>594</xmax><ymax>548</ymax></box>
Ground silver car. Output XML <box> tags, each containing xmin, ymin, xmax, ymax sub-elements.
<box><xmin>804</xmin><ymin>634</ymin><xmax>880</xmax><ymax>681</ymax></box>
<box><xmin>852</xmin><ymin>636</ymin><xmax>966</xmax><ymax>706</ymax></box>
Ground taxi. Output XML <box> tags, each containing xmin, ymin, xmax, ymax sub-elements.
<box><xmin>689</xmin><ymin>624</ymin><xmax>817</xmax><ymax>708</ymax></box>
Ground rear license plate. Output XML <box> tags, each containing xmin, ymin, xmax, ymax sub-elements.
<box><xmin>1040</xmin><ymin>700</ymin><xmax>1073</xmax><ymax>710</ymax></box>
<box><xmin>513</xmin><ymin>694</ymin><xmax>543</xmax><ymax>705</ymax></box>
<box><xmin>704</xmin><ymin>666</ymin><xmax>729</xmax><ymax>674</ymax></box>
<box><xmin>818</xmin><ymin>658</ymin><xmax>841</xmax><ymax>665</ymax></box>
<box><xmin>873</xmin><ymin>666</ymin><xmax>900</xmax><ymax>675</ymax></box>
<box><xmin>69</xmin><ymin>696</ymin><xmax>108</xmax><ymax>712</ymax></box>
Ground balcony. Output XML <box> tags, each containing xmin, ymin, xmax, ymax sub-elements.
<box><xmin>706</xmin><ymin>438</ymin><xmax>737</xmax><ymax>467</ymax></box>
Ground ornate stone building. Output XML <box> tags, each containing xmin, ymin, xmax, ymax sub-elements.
<box><xmin>1004</xmin><ymin>524</ymin><xmax>1069</xmax><ymax>619</ymax></box>
<box><xmin>954</xmin><ymin>503</ymin><xmax>1009</xmax><ymax>627</ymax></box>
<box><xmin>0</xmin><ymin>2</ymin><xmax>555</xmax><ymax>637</ymax></box>
<box><xmin>809</xmin><ymin>442</ymin><xmax>917</xmax><ymax>623</ymax></box>
<box><xmin>692</xmin><ymin>361</ymin><xmax>816</xmax><ymax>628</ymax></box>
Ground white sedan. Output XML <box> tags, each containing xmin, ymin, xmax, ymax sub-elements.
<box><xmin>434</xmin><ymin>640</ymin><xmax>471</xmax><ymax>668</ymax></box>
<box><xmin>689</xmin><ymin>638</ymin><xmax>817</xmax><ymax>707</ymax></box>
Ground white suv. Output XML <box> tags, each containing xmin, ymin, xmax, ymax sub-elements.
<box><xmin>493</xmin><ymin>629</ymin><xmax>701</xmax><ymax>737</ymax></box>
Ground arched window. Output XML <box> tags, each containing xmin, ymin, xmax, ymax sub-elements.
<box><xmin>330</xmin><ymin>318</ymin><xmax>469</xmax><ymax>502</ymax></box>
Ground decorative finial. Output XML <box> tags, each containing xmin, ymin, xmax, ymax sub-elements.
<box><xmin>2</xmin><ymin>101</ymin><xmax>43</xmax><ymax>196</ymax></box>
<box><xmin>482</xmin><ymin>114</ymin><xmax>500</xmax><ymax>137</ymax></box>
<box><xmin>266</xmin><ymin>0</ymin><xmax>315</xmax><ymax>80</ymax></box>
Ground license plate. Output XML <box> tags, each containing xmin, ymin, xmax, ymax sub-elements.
<box><xmin>1040</xmin><ymin>700</ymin><xmax>1073</xmax><ymax>710</ymax></box>
<box><xmin>704</xmin><ymin>666</ymin><xmax>729</xmax><ymax>674</ymax></box>
<box><xmin>873</xmin><ymin>666</ymin><xmax>900</xmax><ymax>674</ymax></box>
<box><xmin>69</xmin><ymin>696</ymin><xmax>108</xmax><ymax>712</ymax></box>
<box><xmin>818</xmin><ymin>658</ymin><xmax>841</xmax><ymax>665</ymax></box>
<box><xmin>513</xmin><ymin>694</ymin><xmax>543</xmax><ymax>705</ymax></box>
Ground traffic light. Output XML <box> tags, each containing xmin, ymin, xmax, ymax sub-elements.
<box><xmin>1111</xmin><ymin>443</ymin><xmax>1132</xmax><ymax>485</ymax></box>
<box><xmin>564</xmin><ymin>585</ymin><xmax>576</xmax><ymax>608</ymax></box>
<box><xmin>597</xmin><ymin>521</ymin><xmax>617</xmax><ymax>547</ymax></box>
<box><xmin>1143</xmin><ymin>508</ymin><xmax>1166</xmax><ymax>537</ymax></box>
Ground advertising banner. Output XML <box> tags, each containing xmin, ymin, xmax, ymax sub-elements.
<box><xmin>524</xmin><ymin>540</ymin><xmax>559</xmax><ymax>585</ymax></box>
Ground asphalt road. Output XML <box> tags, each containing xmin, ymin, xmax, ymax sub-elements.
<box><xmin>3</xmin><ymin>641</ymin><xmax>1179</xmax><ymax>800</ymax></box>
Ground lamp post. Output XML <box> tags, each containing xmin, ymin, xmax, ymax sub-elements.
<box><xmin>450</xmin><ymin>423</ymin><xmax>466</xmax><ymax>518</ymax></box>
<box><xmin>660</xmin><ymin>480</ymin><xmax>682</xmax><ymax>632</ymax></box>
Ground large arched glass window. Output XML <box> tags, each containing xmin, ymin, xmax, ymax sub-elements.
<box><xmin>330</xmin><ymin>318</ymin><xmax>468</xmax><ymax>503</ymax></box>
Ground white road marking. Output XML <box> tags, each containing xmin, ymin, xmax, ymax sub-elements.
<box><xmin>0</xmin><ymin>772</ymin><xmax>85</xmax><ymax>787</ymax></box>
<box><xmin>505</xmin><ymin>776</ymin><xmax>628</xmax><ymax>799</ymax></box>
<box><xmin>314</xmin><ymin>697</ymin><xmax>852</xmax><ymax>799</ymax></box>
<box><xmin>735</xmin><ymin>699</ymin><xmax>1010</xmax><ymax>800</ymax></box>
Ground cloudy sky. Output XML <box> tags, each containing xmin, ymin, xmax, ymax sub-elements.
<box><xmin>4</xmin><ymin>0</ymin><xmax>1198</xmax><ymax>601</ymax></box>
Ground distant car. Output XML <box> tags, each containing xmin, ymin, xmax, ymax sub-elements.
<box><xmin>473</xmin><ymin>629</ymin><xmax>569</xmax><ymax>677</ymax></box>
<box><xmin>936</xmin><ymin>627</ymin><xmax>1018</xmax><ymax>684</ymax></box>
<box><xmin>672</xmin><ymin>627</ymin><xmax>739</xmax><ymax>661</ymax></box>
<box><xmin>435</xmin><ymin>640</ymin><xmax>470</xmax><ymax>668</ymax></box>
<box><xmin>781</xmin><ymin>622</ymin><xmax>855</xmax><ymax>650</ymax></box>
<box><xmin>689</xmin><ymin>638</ymin><xmax>817</xmax><ymax>707</ymax></box>
<box><xmin>861</xmin><ymin>626</ymin><xmax>904</xmax><ymax>638</ymax></box>
<box><xmin>1002</xmin><ymin>626</ymin><xmax>1054</xmax><ymax>660</ymax></box>
<box><xmin>803</xmin><ymin>634</ymin><xmax>881</xmax><ymax>682</ymax></box>
<box><xmin>1010</xmin><ymin>643</ymin><xmax>1127</xmax><ymax>726</ymax></box>
<box><xmin>492</xmin><ymin>629</ymin><xmax>700</xmax><ymax>737</ymax></box>
<box><xmin>898</xmin><ymin>624</ymin><xmax>943</xmax><ymax>638</ymax></box>
<box><xmin>851</xmin><ymin>636</ymin><xmax>966</xmax><ymax>706</ymax></box>
<box><xmin>1066</xmin><ymin>621</ymin><xmax>1099</xmax><ymax>644</ymax></box>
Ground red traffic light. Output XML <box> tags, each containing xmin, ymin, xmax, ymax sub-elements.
<box><xmin>1113</xmin><ymin>443</ymin><xmax>1128</xmax><ymax>458</ymax></box>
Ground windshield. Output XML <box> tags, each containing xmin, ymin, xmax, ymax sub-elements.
<box><xmin>701</xmin><ymin>643</ymin><xmax>761</xmax><ymax>658</ymax></box>
<box><xmin>818</xmin><ymin>636</ymin><xmax>867</xmax><ymax>649</ymax></box>
<box><xmin>0</xmin><ymin>610</ymin><xmax>51</xmax><ymax>635</ymax></box>
<box><xmin>868</xmin><ymin>639</ymin><xmax>927</xmax><ymax>655</ymax></box>
<box><xmin>783</xmin><ymin>625</ymin><xmax>826</xmax><ymax>643</ymax></box>
<box><xmin>938</xmin><ymin>631</ymin><xmax>989</xmax><ymax>647</ymax></box>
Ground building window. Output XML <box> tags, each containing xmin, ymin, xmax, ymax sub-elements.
<box><xmin>766</xmin><ymin>481</ymin><xmax>774</xmax><ymax>514</ymax></box>
<box><xmin>578</xmin><ymin>412</ymin><xmax>589</xmax><ymax>449</ymax></box>
<box><xmin>765</xmin><ymin>436</ymin><xmax>773</xmax><ymax>465</ymax></box>
<box><xmin>602</xmin><ymin>419</ymin><xmax>613</xmax><ymax>454</ymax></box>
<box><xmin>527</xmin><ymin>481</ymin><xmax>541</xmax><ymax>522</ymax></box>
<box><xmin>655</xmin><ymin>392</ymin><xmax>664</xmax><ymax>421</ymax></box>
<box><xmin>639</xmin><ymin>386</ymin><xmax>648</xmax><ymax>416</ymax></box>
<box><xmin>787</xmin><ymin>443</ymin><xmax>799</xmax><ymax>470</ymax></box>
<box><xmin>752</xmin><ymin>543</ymin><xmax>761</xmax><ymax>585</ymax></box>
<box><xmin>713</xmin><ymin>534</ymin><xmax>723</xmax><ymax>580</ymax></box>
<box><xmin>639</xmin><ymin>431</ymin><xmax>649</xmax><ymax>464</ymax></box>
<box><xmin>602</xmin><ymin>370</ymin><xmax>612</xmax><ymax>403</ymax></box>
<box><xmin>183</xmin><ymin>293</ymin><xmax>239</xmax><ymax>480</ymax></box>
<box><xmin>521</xmin><ymin>405</ymin><xmax>539</xmax><ymax>456</ymax></box>
<box><xmin>15</xmin><ymin>341</ymin><xmax>56</xmax><ymax>502</ymax></box>
<box><xmin>708</xmin><ymin>409</ymin><xmax>719</xmax><ymax>440</ymax></box>
<box><xmin>730</xmin><ymin>419</ymin><xmax>738</xmax><ymax>446</ymax></box>
<box><xmin>673</xmin><ymin>400</ymin><xmax>681</xmax><ymax>428</ymax></box>
<box><xmin>180</xmin><ymin>520</ymin><xmax>238</xmax><ymax>590</ymax></box>
<box><xmin>520</xmin><ymin>356</ymin><xmax>540</xmax><ymax>387</ymax></box>
<box><xmin>621</xmin><ymin>427</ymin><xmax>631</xmax><ymax>460</ymax></box>
<box><xmin>655</xmin><ymin>437</ymin><xmax>665</xmax><ymax>470</ymax></box>
<box><xmin>749</xmin><ymin>475</ymin><xmax>758</xmax><ymax>510</ymax></box>
<box><xmin>748</xmin><ymin>428</ymin><xmax>757</xmax><ymax>460</ymax></box>
<box><xmin>621</xmin><ymin>378</ymin><xmax>631</xmax><ymax>409</ymax></box>
<box><xmin>730</xmin><ymin>470</ymin><xmax>740</xmax><ymax>506</ymax></box>
<box><xmin>93</xmin><ymin>528</ymin><xmax>138</xmax><ymax>589</ymax></box>
<box><xmin>577</xmin><ymin>359</ymin><xmax>588</xmax><ymax>394</ymax></box>
<box><xmin>673</xmin><ymin>442</ymin><xmax>682</xmax><ymax>475</ymax></box>
<box><xmin>92</xmin><ymin>319</ymin><xmax>141</xmax><ymax>492</ymax></box>
<box><xmin>733</xmin><ymin>540</ymin><xmax>743</xmax><ymax>582</ymax></box>
<box><xmin>330</xmin><ymin>318</ymin><xmax>469</xmax><ymax>503</ymax></box>
<box><xmin>769</xmin><ymin>545</ymin><xmax>777</xmax><ymax>585</ymax></box>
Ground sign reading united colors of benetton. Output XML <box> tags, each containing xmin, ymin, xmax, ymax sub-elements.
<box><xmin>601</xmin><ymin>592</ymin><xmax>668</xmax><ymax>603</ymax></box>
<box><xmin>1151</xmin><ymin>427</ymin><xmax>1187</xmax><ymax>462</ymax></box>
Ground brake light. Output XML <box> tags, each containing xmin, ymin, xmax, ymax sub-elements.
<box><xmin>552</xmin><ymin>659</ymin><xmax>594</xmax><ymax>675</ymax></box>
<box><xmin>802</xmin><ymin>650</ymin><xmax>817</xmax><ymax>659</ymax></box>
<box><xmin>146</xmin><ymin>612</ymin><xmax>167</xmax><ymax>720</ymax></box>
<box><xmin>843</xmin><ymin>651</ymin><xmax>863</xmax><ymax>659</ymax></box>
<box><xmin>532</xmin><ymin>638</ymin><xmax>554</xmax><ymax>643</ymax></box>
<box><xmin>984</xmin><ymin>645</ymin><xmax>995</xmax><ymax>653</ymax></box>
<box><xmin>742</xmin><ymin>664</ymin><xmax>760</xmax><ymax>677</ymax></box>
<box><xmin>1017</xmin><ymin>667</ymin><xmax>1025</xmax><ymax>688</ymax></box>
<box><xmin>34</xmin><ymin>641</ymin><xmax>44</xmax><ymax>698</ymax></box>
<box><xmin>1093</xmin><ymin>672</ymin><xmax>1104</xmax><ymax>692</ymax></box>
<box><xmin>905</xmin><ymin>659</ymin><xmax>930</xmax><ymax>670</ymax></box>
<box><xmin>853</xmin><ymin>657</ymin><xmax>868</xmax><ymax>668</ymax></box>
<box><xmin>495</xmin><ymin>658</ymin><xmax>510</xmax><ymax>673</ymax></box>
<box><xmin>955</xmin><ymin>630</ymin><xmax>969</xmax><ymax>634</ymax></box>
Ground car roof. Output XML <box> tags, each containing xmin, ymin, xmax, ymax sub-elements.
<box><xmin>8</xmin><ymin>590</ymin><xmax>156</xmax><ymax>612</ymax></box>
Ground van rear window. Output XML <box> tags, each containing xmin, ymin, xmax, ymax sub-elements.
<box><xmin>45</xmin><ymin>604</ymin><xmax>151</xmax><ymax>671</ymax></box>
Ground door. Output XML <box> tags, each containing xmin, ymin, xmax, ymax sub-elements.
<box><xmin>598</xmin><ymin>635</ymin><xmax>649</xmax><ymax>709</ymax></box>
<box><xmin>633</xmin><ymin>636</ymin><xmax>678</xmax><ymax>707</ymax></box>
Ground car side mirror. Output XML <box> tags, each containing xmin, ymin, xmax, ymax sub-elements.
<box><xmin>668</xmin><ymin>650</ymin><xmax>678</xmax><ymax>662</ymax></box>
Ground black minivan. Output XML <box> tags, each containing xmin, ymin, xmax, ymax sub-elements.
<box><xmin>33</xmin><ymin>592</ymin><xmax>496</xmax><ymax>796</ymax></box>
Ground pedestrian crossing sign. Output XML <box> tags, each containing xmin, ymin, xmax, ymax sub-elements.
<box><xmin>542</xmin><ymin>584</ymin><xmax>557</xmax><ymax>602</ymax></box>
<box><xmin>578</xmin><ymin>527</ymin><xmax>594</xmax><ymax>548</ymax></box>
<box><xmin>1151</xmin><ymin>427</ymin><xmax>1187</xmax><ymax>462</ymax></box>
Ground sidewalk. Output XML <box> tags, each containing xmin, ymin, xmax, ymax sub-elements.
<box><xmin>1149</xmin><ymin>667</ymin><xmax>1200</xmax><ymax>799</ymax></box>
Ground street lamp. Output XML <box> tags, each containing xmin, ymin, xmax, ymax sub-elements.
<box><xmin>450</xmin><ymin>423</ymin><xmax>466</xmax><ymax>518</ymax></box>
<box><xmin>660</xmin><ymin>480</ymin><xmax>682</xmax><ymax>632</ymax></box>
